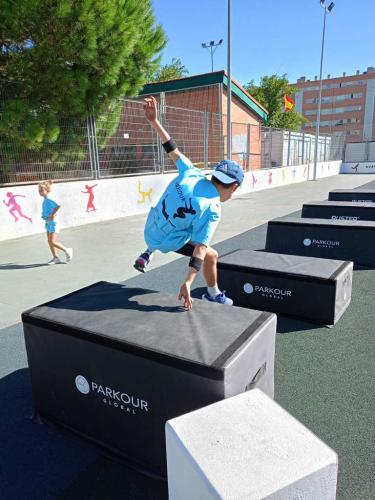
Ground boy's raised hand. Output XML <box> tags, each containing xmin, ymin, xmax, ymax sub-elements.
<box><xmin>143</xmin><ymin>96</ymin><xmax>158</xmax><ymax>123</ymax></box>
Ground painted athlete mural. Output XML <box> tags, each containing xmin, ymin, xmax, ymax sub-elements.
<box><xmin>81</xmin><ymin>184</ymin><xmax>97</xmax><ymax>212</ymax></box>
<box><xmin>3</xmin><ymin>192</ymin><xmax>33</xmax><ymax>223</ymax></box>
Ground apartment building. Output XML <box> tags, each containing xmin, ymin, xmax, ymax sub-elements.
<box><xmin>292</xmin><ymin>67</ymin><xmax>375</xmax><ymax>142</ymax></box>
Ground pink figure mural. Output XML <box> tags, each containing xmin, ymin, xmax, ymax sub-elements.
<box><xmin>251</xmin><ymin>173</ymin><xmax>257</xmax><ymax>189</ymax></box>
<box><xmin>3</xmin><ymin>192</ymin><xmax>33</xmax><ymax>223</ymax></box>
<box><xmin>268</xmin><ymin>171</ymin><xmax>273</xmax><ymax>185</ymax></box>
<box><xmin>81</xmin><ymin>184</ymin><xmax>97</xmax><ymax>212</ymax></box>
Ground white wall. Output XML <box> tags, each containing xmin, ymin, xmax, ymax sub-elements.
<box><xmin>341</xmin><ymin>162</ymin><xmax>375</xmax><ymax>174</ymax></box>
<box><xmin>0</xmin><ymin>160</ymin><xmax>341</xmax><ymax>242</ymax></box>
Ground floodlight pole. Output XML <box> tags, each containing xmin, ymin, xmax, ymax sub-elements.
<box><xmin>201</xmin><ymin>40</ymin><xmax>223</xmax><ymax>73</ymax></box>
<box><xmin>227</xmin><ymin>0</ymin><xmax>232</xmax><ymax>160</ymax></box>
<box><xmin>313</xmin><ymin>1</ymin><xmax>334</xmax><ymax>180</ymax></box>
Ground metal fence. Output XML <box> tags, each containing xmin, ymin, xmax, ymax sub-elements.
<box><xmin>344</xmin><ymin>141</ymin><xmax>375</xmax><ymax>162</ymax></box>
<box><xmin>260</xmin><ymin>128</ymin><xmax>345</xmax><ymax>169</ymax></box>
<box><xmin>0</xmin><ymin>98</ymin><xmax>345</xmax><ymax>186</ymax></box>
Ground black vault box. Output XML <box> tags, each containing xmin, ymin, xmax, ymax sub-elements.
<box><xmin>265</xmin><ymin>217</ymin><xmax>375</xmax><ymax>267</ymax></box>
<box><xmin>218</xmin><ymin>250</ymin><xmax>353</xmax><ymax>325</ymax></box>
<box><xmin>329</xmin><ymin>189</ymin><xmax>375</xmax><ymax>203</ymax></box>
<box><xmin>302</xmin><ymin>200</ymin><xmax>375</xmax><ymax>221</ymax></box>
<box><xmin>22</xmin><ymin>282</ymin><xmax>276</xmax><ymax>478</ymax></box>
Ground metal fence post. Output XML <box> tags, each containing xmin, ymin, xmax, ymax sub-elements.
<box><xmin>87</xmin><ymin>115</ymin><xmax>99</xmax><ymax>180</ymax></box>
<box><xmin>203</xmin><ymin>111</ymin><xmax>208</xmax><ymax>169</ymax></box>
<box><xmin>365</xmin><ymin>140</ymin><xmax>370</xmax><ymax>161</ymax></box>
<box><xmin>269</xmin><ymin>127</ymin><xmax>273</xmax><ymax>169</ymax></box>
<box><xmin>301</xmin><ymin>132</ymin><xmax>305</xmax><ymax>164</ymax></box>
<box><xmin>91</xmin><ymin>114</ymin><xmax>100</xmax><ymax>180</ymax></box>
<box><xmin>286</xmin><ymin>130</ymin><xmax>291</xmax><ymax>166</ymax></box>
<box><xmin>246</xmin><ymin>124</ymin><xmax>251</xmax><ymax>171</ymax></box>
<box><xmin>324</xmin><ymin>135</ymin><xmax>327</xmax><ymax>161</ymax></box>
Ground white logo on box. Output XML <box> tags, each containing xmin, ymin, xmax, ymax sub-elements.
<box><xmin>243</xmin><ymin>282</ymin><xmax>292</xmax><ymax>300</ymax></box>
<box><xmin>75</xmin><ymin>375</ymin><xmax>90</xmax><ymax>394</ymax></box>
<box><xmin>74</xmin><ymin>375</ymin><xmax>149</xmax><ymax>415</ymax></box>
<box><xmin>302</xmin><ymin>237</ymin><xmax>340</xmax><ymax>249</ymax></box>
<box><xmin>243</xmin><ymin>283</ymin><xmax>254</xmax><ymax>294</ymax></box>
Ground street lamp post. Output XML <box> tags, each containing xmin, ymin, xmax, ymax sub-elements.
<box><xmin>227</xmin><ymin>0</ymin><xmax>232</xmax><ymax>160</ymax></box>
<box><xmin>201</xmin><ymin>39</ymin><xmax>223</xmax><ymax>73</ymax></box>
<box><xmin>313</xmin><ymin>0</ymin><xmax>335</xmax><ymax>181</ymax></box>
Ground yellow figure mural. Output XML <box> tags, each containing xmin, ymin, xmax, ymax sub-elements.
<box><xmin>137</xmin><ymin>180</ymin><xmax>153</xmax><ymax>204</ymax></box>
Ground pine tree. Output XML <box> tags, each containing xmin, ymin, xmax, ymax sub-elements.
<box><xmin>0</xmin><ymin>0</ymin><xmax>166</xmax><ymax>176</ymax></box>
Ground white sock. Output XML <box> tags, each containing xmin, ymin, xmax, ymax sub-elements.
<box><xmin>208</xmin><ymin>285</ymin><xmax>221</xmax><ymax>297</ymax></box>
<box><xmin>144</xmin><ymin>249</ymin><xmax>154</xmax><ymax>260</ymax></box>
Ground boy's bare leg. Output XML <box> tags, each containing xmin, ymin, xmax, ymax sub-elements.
<box><xmin>50</xmin><ymin>233</ymin><xmax>67</xmax><ymax>253</ymax></box>
<box><xmin>203</xmin><ymin>247</ymin><xmax>218</xmax><ymax>288</ymax></box>
<box><xmin>47</xmin><ymin>233</ymin><xmax>58</xmax><ymax>258</ymax></box>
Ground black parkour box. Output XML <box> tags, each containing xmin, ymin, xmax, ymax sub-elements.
<box><xmin>265</xmin><ymin>217</ymin><xmax>375</xmax><ymax>267</ymax></box>
<box><xmin>328</xmin><ymin>189</ymin><xmax>375</xmax><ymax>203</ymax></box>
<box><xmin>302</xmin><ymin>200</ymin><xmax>375</xmax><ymax>221</ymax></box>
<box><xmin>218</xmin><ymin>250</ymin><xmax>352</xmax><ymax>325</ymax></box>
<box><xmin>22</xmin><ymin>282</ymin><xmax>276</xmax><ymax>478</ymax></box>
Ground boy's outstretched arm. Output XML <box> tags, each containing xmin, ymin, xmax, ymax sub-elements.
<box><xmin>178</xmin><ymin>244</ymin><xmax>207</xmax><ymax>310</ymax></box>
<box><xmin>144</xmin><ymin>96</ymin><xmax>181</xmax><ymax>165</ymax></box>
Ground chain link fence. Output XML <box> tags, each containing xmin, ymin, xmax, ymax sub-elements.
<box><xmin>0</xmin><ymin>97</ymin><xmax>346</xmax><ymax>186</ymax></box>
<box><xmin>344</xmin><ymin>141</ymin><xmax>375</xmax><ymax>162</ymax></box>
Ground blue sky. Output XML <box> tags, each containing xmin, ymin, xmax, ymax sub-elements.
<box><xmin>151</xmin><ymin>0</ymin><xmax>374</xmax><ymax>86</ymax></box>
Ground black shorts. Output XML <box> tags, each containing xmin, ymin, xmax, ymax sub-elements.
<box><xmin>175</xmin><ymin>242</ymin><xmax>195</xmax><ymax>257</ymax></box>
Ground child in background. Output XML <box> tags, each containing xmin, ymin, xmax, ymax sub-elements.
<box><xmin>38</xmin><ymin>180</ymin><xmax>73</xmax><ymax>265</ymax></box>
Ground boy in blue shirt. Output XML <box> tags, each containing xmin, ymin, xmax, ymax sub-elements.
<box><xmin>134</xmin><ymin>97</ymin><xmax>244</xmax><ymax>310</ymax></box>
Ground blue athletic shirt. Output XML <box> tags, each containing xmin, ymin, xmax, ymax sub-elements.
<box><xmin>144</xmin><ymin>154</ymin><xmax>221</xmax><ymax>253</ymax></box>
<box><xmin>42</xmin><ymin>197</ymin><xmax>59</xmax><ymax>220</ymax></box>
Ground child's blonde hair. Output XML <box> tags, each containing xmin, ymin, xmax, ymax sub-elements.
<box><xmin>38</xmin><ymin>179</ymin><xmax>52</xmax><ymax>192</ymax></box>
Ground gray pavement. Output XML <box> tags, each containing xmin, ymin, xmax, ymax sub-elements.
<box><xmin>1</xmin><ymin>173</ymin><xmax>375</xmax><ymax>500</ymax></box>
<box><xmin>0</xmin><ymin>173</ymin><xmax>373</xmax><ymax>329</ymax></box>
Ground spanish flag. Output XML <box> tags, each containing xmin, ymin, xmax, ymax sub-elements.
<box><xmin>283</xmin><ymin>94</ymin><xmax>294</xmax><ymax>112</ymax></box>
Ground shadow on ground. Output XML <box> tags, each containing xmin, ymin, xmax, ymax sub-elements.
<box><xmin>0</xmin><ymin>369</ymin><xmax>98</xmax><ymax>500</ymax></box>
<box><xmin>0</xmin><ymin>262</ymin><xmax>49</xmax><ymax>270</ymax></box>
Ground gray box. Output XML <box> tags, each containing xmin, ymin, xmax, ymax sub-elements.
<box><xmin>22</xmin><ymin>282</ymin><xmax>276</xmax><ymax>478</ymax></box>
<box><xmin>302</xmin><ymin>200</ymin><xmax>375</xmax><ymax>221</ymax></box>
<box><xmin>265</xmin><ymin>217</ymin><xmax>375</xmax><ymax>267</ymax></box>
<box><xmin>218</xmin><ymin>250</ymin><xmax>352</xmax><ymax>325</ymax></box>
<box><xmin>328</xmin><ymin>189</ymin><xmax>375</xmax><ymax>203</ymax></box>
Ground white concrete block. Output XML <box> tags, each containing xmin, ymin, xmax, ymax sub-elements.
<box><xmin>166</xmin><ymin>389</ymin><xmax>338</xmax><ymax>500</ymax></box>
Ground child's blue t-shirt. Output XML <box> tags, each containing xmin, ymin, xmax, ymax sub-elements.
<box><xmin>144</xmin><ymin>154</ymin><xmax>221</xmax><ymax>253</ymax></box>
<box><xmin>42</xmin><ymin>197</ymin><xmax>59</xmax><ymax>220</ymax></box>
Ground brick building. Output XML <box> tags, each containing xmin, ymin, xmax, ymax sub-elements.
<box><xmin>293</xmin><ymin>67</ymin><xmax>375</xmax><ymax>142</ymax></box>
<box><xmin>139</xmin><ymin>71</ymin><xmax>268</xmax><ymax>170</ymax></box>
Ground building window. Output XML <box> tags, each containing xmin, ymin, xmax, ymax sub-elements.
<box><xmin>341</xmin><ymin>80</ymin><xmax>365</xmax><ymax>87</ymax></box>
<box><xmin>305</xmin><ymin>93</ymin><xmax>363</xmax><ymax>105</ymax></box>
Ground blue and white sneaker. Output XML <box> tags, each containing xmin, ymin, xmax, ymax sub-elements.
<box><xmin>202</xmin><ymin>290</ymin><xmax>233</xmax><ymax>306</ymax></box>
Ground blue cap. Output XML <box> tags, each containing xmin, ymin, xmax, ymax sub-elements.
<box><xmin>212</xmin><ymin>160</ymin><xmax>244</xmax><ymax>186</ymax></box>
